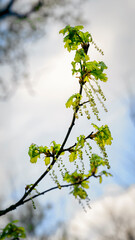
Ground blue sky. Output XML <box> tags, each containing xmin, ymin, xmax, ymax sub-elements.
<box><xmin>0</xmin><ymin>0</ymin><xmax>135</xmax><ymax>235</ymax></box>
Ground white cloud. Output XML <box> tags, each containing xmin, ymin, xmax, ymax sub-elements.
<box><xmin>68</xmin><ymin>185</ymin><xmax>135</xmax><ymax>240</ymax></box>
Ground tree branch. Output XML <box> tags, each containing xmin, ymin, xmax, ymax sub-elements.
<box><xmin>61</xmin><ymin>131</ymin><xmax>96</xmax><ymax>153</ymax></box>
<box><xmin>0</xmin><ymin>39</ymin><xmax>91</xmax><ymax>217</ymax></box>
<box><xmin>0</xmin><ymin>84</ymin><xmax>83</xmax><ymax>216</ymax></box>
<box><xmin>79</xmin><ymin>100</ymin><xmax>90</xmax><ymax>106</ymax></box>
<box><xmin>0</xmin><ymin>0</ymin><xmax>15</xmax><ymax>18</ymax></box>
<box><xmin>58</xmin><ymin>84</ymin><xmax>83</xmax><ymax>156</ymax></box>
<box><xmin>0</xmin><ymin>173</ymin><xmax>95</xmax><ymax>216</ymax></box>
<box><xmin>23</xmin><ymin>173</ymin><xmax>95</xmax><ymax>204</ymax></box>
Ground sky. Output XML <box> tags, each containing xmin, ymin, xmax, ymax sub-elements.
<box><xmin>66</xmin><ymin>185</ymin><xmax>135</xmax><ymax>240</ymax></box>
<box><xmin>0</xmin><ymin>0</ymin><xmax>135</xmax><ymax>237</ymax></box>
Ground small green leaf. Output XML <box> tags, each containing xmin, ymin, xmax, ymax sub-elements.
<box><xmin>99</xmin><ymin>176</ymin><xmax>102</xmax><ymax>184</ymax></box>
<box><xmin>85</xmin><ymin>61</ymin><xmax>108</xmax><ymax>82</ymax></box>
<box><xmin>44</xmin><ymin>157</ymin><xmax>50</xmax><ymax>165</ymax></box>
<box><xmin>73</xmin><ymin>187</ymin><xmax>88</xmax><ymax>199</ymax></box>
<box><xmin>69</xmin><ymin>151</ymin><xmax>77</xmax><ymax>162</ymax></box>
<box><xmin>65</xmin><ymin>94</ymin><xmax>82</xmax><ymax>109</ymax></box>
<box><xmin>92</xmin><ymin>124</ymin><xmax>113</xmax><ymax>148</ymax></box>
<box><xmin>81</xmin><ymin>181</ymin><xmax>89</xmax><ymax>189</ymax></box>
<box><xmin>30</xmin><ymin>155</ymin><xmax>39</xmax><ymax>163</ymax></box>
<box><xmin>63</xmin><ymin>172</ymin><xmax>70</xmax><ymax>182</ymax></box>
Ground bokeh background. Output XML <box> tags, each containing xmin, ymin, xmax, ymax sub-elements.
<box><xmin>0</xmin><ymin>0</ymin><xmax>135</xmax><ymax>239</ymax></box>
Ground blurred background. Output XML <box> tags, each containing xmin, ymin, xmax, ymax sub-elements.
<box><xmin>0</xmin><ymin>0</ymin><xmax>135</xmax><ymax>239</ymax></box>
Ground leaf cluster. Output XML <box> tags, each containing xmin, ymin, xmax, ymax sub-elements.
<box><xmin>88</xmin><ymin>153</ymin><xmax>112</xmax><ymax>184</ymax></box>
<box><xmin>66</xmin><ymin>93</ymin><xmax>82</xmax><ymax>110</ymax></box>
<box><xmin>85</xmin><ymin>61</ymin><xmax>108</xmax><ymax>82</ymax></box>
<box><xmin>63</xmin><ymin>171</ymin><xmax>89</xmax><ymax>199</ymax></box>
<box><xmin>68</xmin><ymin>135</ymin><xmax>85</xmax><ymax>162</ymax></box>
<box><xmin>92</xmin><ymin>124</ymin><xmax>113</xmax><ymax>149</ymax></box>
<box><xmin>60</xmin><ymin>25</ymin><xmax>108</xmax><ymax>122</ymax></box>
<box><xmin>0</xmin><ymin>221</ymin><xmax>26</xmax><ymax>240</ymax></box>
<box><xmin>59</xmin><ymin>25</ymin><xmax>92</xmax><ymax>52</ymax></box>
<box><xmin>28</xmin><ymin>141</ymin><xmax>64</xmax><ymax>166</ymax></box>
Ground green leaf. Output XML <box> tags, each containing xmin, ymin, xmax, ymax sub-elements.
<box><xmin>77</xmin><ymin>135</ymin><xmax>85</xmax><ymax>148</ymax></box>
<box><xmin>86</xmin><ymin>61</ymin><xmax>108</xmax><ymax>82</ymax></box>
<box><xmin>50</xmin><ymin>141</ymin><xmax>61</xmax><ymax>154</ymax></box>
<box><xmin>65</xmin><ymin>93</ymin><xmax>82</xmax><ymax>109</ymax></box>
<box><xmin>59</xmin><ymin>25</ymin><xmax>71</xmax><ymax>35</ymax></box>
<box><xmin>90</xmin><ymin>153</ymin><xmax>104</xmax><ymax>172</ymax></box>
<box><xmin>92</xmin><ymin>124</ymin><xmax>113</xmax><ymax>148</ymax></box>
<box><xmin>81</xmin><ymin>181</ymin><xmax>89</xmax><ymax>189</ymax></box>
<box><xmin>59</xmin><ymin>25</ymin><xmax>91</xmax><ymax>52</ymax></box>
<box><xmin>69</xmin><ymin>151</ymin><xmax>77</xmax><ymax>162</ymax></box>
<box><xmin>44</xmin><ymin>157</ymin><xmax>50</xmax><ymax>165</ymax></box>
<box><xmin>99</xmin><ymin>176</ymin><xmax>102</xmax><ymax>184</ymax></box>
<box><xmin>86</xmin><ymin>61</ymin><xmax>98</xmax><ymax>71</ymax></box>
<box><xmin>72</xmin><ymin>187</ymin><xmax>88</xmax><ymax>199</ymax></box>
<box><xmin>74</xmin><ymin>25</ymin><xmax>84</xmax><ymax>30</ymax></box>
<box><xmin>63</xmin><ymin>172</ymin><xmax>70</xmax><ymax>182</ymax></box>
<box><xmin>99</xmin><ymin>61</ymin><xmax>107</xmax><ymax>71</ymax></box>
<box><xmin>30</xmin><ymin>155</ymin><xmax>39</xmax><ymax>163</ymax></box>
<box><xmin>74</xmin><ymin>49</ymin><xmax>89</xmax><ymax>63</ymax></box>
<box><xmin>91</xmin><ymin>70</ymin><xmax>108</xmax><ymax>82</ymax></box>
<box><xmin>91</xmin><ymin>123</ymin><xmax>99</xmax><ymax>130</ymax></box>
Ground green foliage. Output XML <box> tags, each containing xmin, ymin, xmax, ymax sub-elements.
<box><xmin>59</xmin><ymin>25</ymin><xmax>92</xmax><ymax>52</ymax></box>
<box><xmin>65</xmin><ymin>93</ymin><xmax>82</xmax><ymax>110</ymax></box>
<box><xmin>60</xmin><ymin>25</ymin><xmax>109</xmax><ymax>122</ymax></box>
<box><xmin>0</xmin><ymin>221</ymin><xmax>26</xmax><ymax>240</ymax></box>
<box><xmin>92</xmin><ymin>124</ymin><xmax>113</xmax><ymax>147</ymax></box>
<box><xmin>68</xmin><ymin>135</ymin><xmax>85</xmax><ymax>163</ymax></box>
<box><xmin>86</xmin><ymin>61</ymin><xmax>108</xmax><ymax>82</ymax></box>
<box><xmin>92</xmin><ymin>124</ymin><xmax>113</xmax><ymax>162</ymax></box>
<box><xmin>63</xmin><ymin>171</ymin><xmax>89</xmax><ymax>199</ymax></box>
<box><xmin>89</xmin><ymin>153</ymin><xmax>110</xmax><ymax>175</ymax></box>
<box><xmin>28</xmin><ymin>25</ymin><xmax>113</xmax><ymax>205</ymax></box>
<box><xmin>28</xmin><ymin>141</ymin><xmax>64</xmax><ymax>165</ymax></box>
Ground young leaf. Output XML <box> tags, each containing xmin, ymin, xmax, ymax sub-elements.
<box><xmin>30</xmin><ymin>155</ymin><xmax>40</xmax><ymax>164</ymax></box>
<box><xmin>99</xmin><ymin>176</ymin><xmax>102</xmax><ymax>184</ymax></box>
<box><xmin>69</xmin><ymin>151</ymin><xmax>77</xmax><ymax>162</ymax></box>
<box><xmin>44</xmin><ymin>157</ymin><xmax>50</xmax><ymax>166</ymax></box>
<box><xmin>81</xmin><ymin>181</ymin><xmax>89</xmax><ymax>189</ymax></box>
<box><xmin>65</xmin><ymin>93</ymin><xmax>82</xmax><ymax>109</ymax></box>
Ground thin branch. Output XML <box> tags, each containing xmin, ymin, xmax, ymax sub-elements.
<box><xmin>0</xmin><ymin>173</ymin><xmax>95</xmax><ymax>215</ymax></box>
<box><xmin>57</xmin><ymin>84</ymin><xmax>83</xmax><ymax>156</ymax></box>
<box><xmin>0</xmin><ymin>175</ymin><xmax>88</xmax><ymax>216</ymax></box>
<box><xmin>23</xmin><ymin>173</ymin><xmax>95</xmax><ymax>204</ymax></box>
<box><xmin>79</xmin><ymin>100</ymin><xmax>90</xmax><ymax>106</ymax></box>
<box><xmin>61</xmin><ymin>131</ymin><xmax>95</xmax><ymax>153</ymax></box>
<box><xmin>25</xmin><ymin>85</ymin><xmax>83</xmax><ymax>198</ymax></box>
<box><xmin>0</xmin><ymin>43</ymin><xmax>91</xmax><ymax>217</ymax></box>
<box><xmin>0</xmin><ymin>85</ymin><xmax>83</xmax><ymax>216</ymax></box>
